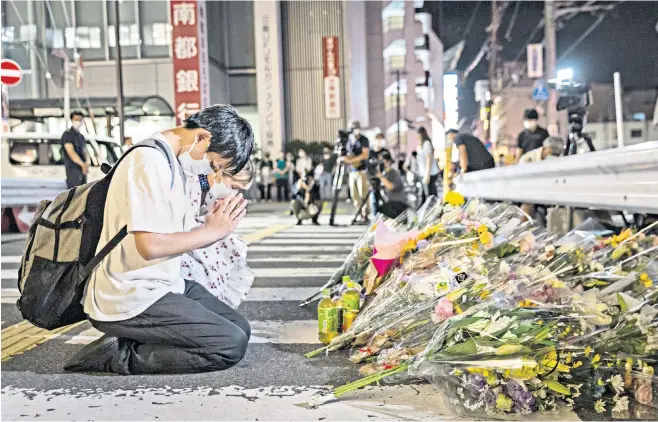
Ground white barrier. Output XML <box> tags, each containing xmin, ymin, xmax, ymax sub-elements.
<box><xmin>455</xmin><ymin>141</ymin><xmax>658</xmax><ymax>214</ymax></box>
<box><xmin>1</xmin><ymin>179</ymin><xmax>67</xmax><ymax>207</ymax></box>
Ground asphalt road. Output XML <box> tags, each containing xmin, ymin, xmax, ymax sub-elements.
<box><xmin>1</xmin><ymin>203</ymin><xmax>480</xmax><ymax>421</ymax></box>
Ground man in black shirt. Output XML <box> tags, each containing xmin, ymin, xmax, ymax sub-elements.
<box><xmin>61</xmin><ymin>111</ymin><xmax>90</xmax><ymax>188</ymax></box>
<box><xmin>319</xmin><ymin>146</ymin><xmax>336</xmax><ymax>200</ymax></box>
<box><xmin>516</xmin><ymin>108</ymin><xmax>550</xmax><ymax>161</ymax></box>
<box><xmin>340</xmin><ymin>120</ymin><xmax>370</xmax><ymax>221</ymax></box>
<box><xmin>375</xmin><ymin>151</ymin><xmax>408</xmax><ymax>219</ymax></box>
<box><xmin>368</xmin><ymin>133</ymin><xmax>389</xmax><ymax>216</ymax></box>
<box><xmin>447</xmin><ymin>129</ymin><xmax>495</xmax><ymax>174</ymax></box>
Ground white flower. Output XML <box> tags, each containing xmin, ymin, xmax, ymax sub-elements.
<box><xmin>612</xmin><ymin>396</ymin><xmax>629</xmax><ymax>413</ymax></box>
<box><xmin>457</xmin><ymin>387</ymin><xmax>465</xmax><ymax>399</ymax></box>
<box><xmin>607</xmin><ymin>374</ymin><xmax>624</xmax><ymax>395</ymax></box>
<box><xmin>483</xmin><ymin>316</ymin><xmax>517</xmax><ymax>336</ymax></box>
<box><xmin>594</xmin><ymin>399</ymin><xmax>606</xmax><ymax>413</ymax></box>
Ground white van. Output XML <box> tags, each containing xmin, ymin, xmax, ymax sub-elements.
<box><xmin>1</xmin><ymin>132</ymin><xmax>123</xmax><ymax>232</ymax></box>
<box><xmin>1</xmin><ymin>132</ymin><xmax>123</xmax><ymax>181</ymax></box>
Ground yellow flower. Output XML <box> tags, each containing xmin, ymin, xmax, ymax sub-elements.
<box><xmin>454</xmin><ymin>304</ymin><xmax>463</xmax><ymax>314</ymax></box>
<box><xmin>477</xmin><ymin>224</ymin><xmax>494</xmax><ymax>246</ymax></box>
<box><xmin>640</xmin><ymin>273</ymin><xmax>653</xmax><ymax>288</ymax></box>
<box><xmin>584</xmin><ymin>346</ymin><xmax>592</xmax><ymax>357</ymax></box>
<box><xmin>597</xmin><ymin>378</ymin><xmax>605</xmax><ymax>386</ymax></box>
<box><xmin>518</xmin><ymin>299</ymin><xmax>536</xmax><ymax>307</ymax></box>
<box><xmin>565</xmin><ymin>353</ymin><xmax>572</xmax><ymax>364</ymax></box>
<box><xmin>480</xmin><ymin>289</ymin><xmax>491</xmax><ymax>299</ymax></box>
<box><xmin>572</xmin><ymin>361</ymin><xmax>583</xmax><ymax>369</ymax></box>
<box><xmin>537</xmin><ymin>320</ymin><xmax>543</xmax><ymax>325</ymax></box>
<box><xmin>444</xmin><ymin>190</ymin><xmax>465</xmax><ymax>207</ymax></box>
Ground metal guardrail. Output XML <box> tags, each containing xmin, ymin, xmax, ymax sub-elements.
<box><xmin>1</xmin><ymin>179</ymin><xmax>67</xmax><ymax>207</ymax></box>
<box><xmin>455</xmin><ymin>141</ymin><xmax>658</xmax><ymax>214</ymax></box>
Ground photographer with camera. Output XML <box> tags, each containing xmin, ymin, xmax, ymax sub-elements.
<box><xmin>291</xmin><ymin>171</ymin><xmax>322</xmax><ymax>226</ymax></box>
<box><xmin>368</xmin><ymin>133</ymin><xmax>390</xmax><ymax>217</ymax></box>
<box><xmin>516</xmin><ymin>109</ymin><xmax>550</xmax><ymax>162</ymax></box>
<box><xmin>375</xmin><ymin>150</ymin><xmax>408</xmax><ymax>220</ymax></box>
<box><xmin>338</xmin><ymin>120</ymin><xmax>371</xmax><ymax>223</ymax></box>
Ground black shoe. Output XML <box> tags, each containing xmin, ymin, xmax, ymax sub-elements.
<box><xmin>64</xmin><ymin>334</ymin><xmax>119</xmax><ymax>373</ymax></box>
<box><xmin>312</xmin><ymin>218</ymin><xmax>320</xmax><ymax>226</ymax></box>
<box><xmin>289</xmin><ymin>210</ymin><xmax>294</xmax><ymax>216</ymax></box>
<box><xmin>296</xmin><ymin>220</ymin><xmax>303</xmax><ymax>225</ymax></box>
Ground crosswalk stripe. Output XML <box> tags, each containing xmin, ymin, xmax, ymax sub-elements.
<box><xmin>259</xmin><ymin>238</ymin><xmax>356</xmax><ymax>245</ymax></box>
<box><xmin>0</xmin><ymin>267</ymin><xmax>335</xmax><ymax>282</ymax></box>
<box><xmin>64</xmin><ymin>320</ymin><xmax>319</xmax><ymax>345</ymax></box>
<box><xmin>1</xmin><ymin>286</ymin><xmax>323</xmax><ymax>304</ymax></box>
<box><xmin>249</xmin><ymin>245</ymin><xmax>350</xmax><ymax>253</ymax></box>
<box><xmin>248</xmin><ymin>255</ymin><xmax>346</xmax><ymax>263</ymax></box>
<box><xmin>269</xmin><ymin>233</ymin><xmax>363</xmax><ymax>239</ymax></box>
<box><xmin>1</xmin><ymin>256</ymin><xmax>21</xmax><ymax>264</ymax></box>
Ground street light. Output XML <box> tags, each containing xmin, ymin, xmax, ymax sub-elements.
<box><xmin>557</xmin><ymin>68</ymin><xmax>573</xmax><ymax>81</ymax></box>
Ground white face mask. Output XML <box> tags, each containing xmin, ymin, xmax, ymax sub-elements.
<box><xmin>524</xmin><ymin>121</ymin><xmax>538</xmax><ymax>131</ymax></box>
<box><xmin>72</xmin><ymin>121</ymin><xmax>82</xmax><ymax>130</ymax></box>
<box><xmin>209</xmin><ymin>180</ymin><xmax>234</xmax><ymax>199</ymax></box>
<box><xmin>179</xmin><ymin>137</ymin><xmax>214</xmax><ymax>175</ymax></box>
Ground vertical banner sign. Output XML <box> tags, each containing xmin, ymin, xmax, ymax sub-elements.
<box><xmin>171</xmin><ymin>0</ymin><xmax>209</xmax><ymax>125</ymax></box>
<box><xmin>322</xmin><ymin>36</ymin><xmax>341</xmax><ymax>119</ymax></box>
<box><xmin>254</xmin><ymin>0</ymin><xmax>285</xmax><ymax>153</ymax></box>
<box><xmin>527</xmin><ymin>44</ymin><xmax>543</xmax><ymax>79</ymax></box>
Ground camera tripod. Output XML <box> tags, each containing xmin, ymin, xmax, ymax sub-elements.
<box><xmin>328</xmin><ymin>161</ymin><xmax>379</xmax><ymax>226</ymax></box>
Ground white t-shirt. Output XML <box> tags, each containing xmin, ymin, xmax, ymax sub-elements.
<box><xmin>417</xmin><ymin>140</ymin><xmax>440</xmax><ymax>177</ymax></box>
<box><xmin>83</xmin><ymin>134</ymin><xmax>192</xmax><ymax>322</ymax></box>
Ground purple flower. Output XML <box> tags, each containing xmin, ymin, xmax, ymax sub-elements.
<box><xmin>464</xmin><ymin>374</ymin><xmax>487</xmax><ymax>397</ymax></box>
<box><xmin>506</xmin><ymin>380</ymin><xmax>535</xmax><ymax>411</ymax></box>
<box><xmin>482</xmin><ymin>389</ymin><xmax>497</xmax><ymax>408</ymax></box>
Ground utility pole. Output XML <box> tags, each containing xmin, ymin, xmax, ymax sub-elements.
<box><xmin>486</xmin><ymin>0</ymin><xmax>500</xmax><ymax>145</ymax></box>
<box><xmin>544</xmin><ymin>0</ymin><xmax>558</xmax><ymax>136</ymax></box>
<box><xmin>113</xmin><ymin>0</ymin><xmax>125</xmax><ymax>144</ymax></box>
<box><xmin>396</xmin><ymin>69</ymin><xmax>401</xmax><ymax>159</ymax></box>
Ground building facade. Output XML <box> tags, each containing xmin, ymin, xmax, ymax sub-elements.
<box><xmin>2</xmin><ymin>0</ymin><xmax>444</xmax><ymax>156</ymax></box>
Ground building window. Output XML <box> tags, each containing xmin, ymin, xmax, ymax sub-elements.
<box><xmin>385</xmin><ymin>94</ymin><xmax>406</xmax><ymax>110</ymax></box>
<box><xmin>74</xmin><ymin>0</ymin><xmax>106</xmax><ymax>60</ymax></box>
<box><xmin>107</xmin><ymin>0</ymin><xmax>139</xmax><ymax>59</ymax></box>
<box><xmin>139</xmin><ymin>0</ymin><xmax>171</xmax><ymax>58</ymax></box>
<box><xmin>384</xmin><ymin>16</ymin><xmax>404</xmax><ymax>32</ymax></box>
<box><xmin>631</xmin><ymin>129</ymin><xmax>643</xmax><ymax>138</ymax></box>
<box><xmin>386</xmin><ymin>55</ymin><xmax>405</xmax><ymax>71</ymax></box>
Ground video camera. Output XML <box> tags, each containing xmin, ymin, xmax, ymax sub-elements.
<box><xmin>547</xmin><ymin>77</ymin><xmax>595</xmax><ymax>155</ymax></box>
<box><xmin>335</xmin><ymin>129</ymin><xmax>350</xmax><ymax>157</ymax></box>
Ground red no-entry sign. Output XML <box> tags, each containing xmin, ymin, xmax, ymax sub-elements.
<box><xmin>1</xmin><ymin>59</ymin><xmax>23</xmax><ymax>87</ymax></box>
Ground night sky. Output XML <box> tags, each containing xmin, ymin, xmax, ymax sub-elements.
<box><xmin>424</xmin><ymin>1</ymin><xmax>658</xmax><ymax>121</ymax></box>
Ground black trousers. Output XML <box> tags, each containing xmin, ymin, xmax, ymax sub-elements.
<box><xmin>91</xmin><ymin>280</ymin><xmax>251</xmax><ymax>375</ymax></box>
<box><xmin>65</xmin><ymin>168</ymin><xmax>87</xmax><ymax>189</ymax></box>
<box><xmin>259</xmin><ymin>183</ymin><xmax>273</xmax><ymax>200</ymax></box>
<box><xmin>378</xmin><ymin>201</ymin><xmax>408</xmax><ymax>220</ymax></box>
<box><xmin>276</xmin><ymin>178</ymin><xmax>289</xmax><ymax>201</ymax></box>
<box><xmin>421</xmin><ymin>174</ymin><xmax>439</xmax><ymax>203</ymax></box>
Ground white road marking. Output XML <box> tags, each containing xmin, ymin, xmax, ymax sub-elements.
<box><xmin>270</xmin><ymin>233</ymin><xmax>363</xmax><ymax>239</ymax></box>
<box><xmin>259</xmin><ymin>238</ymin><xmax>356</xmax><ymax>245</ymax></box>
<box><xmin>64</xmin><ymin>320</ymin><xmax>320</xmax><ymax>345</ymax></box>
<box><xmin>248</xmin><ymin>255</ymin><xmax>346</xmax><ymax>263</ymax></box>
<box><xmin>1</xmin><ymin>256</ymin><xmax>21</xmax><ymax>264</ymax></box>
<box><xmin>0</xmin><ymin>385</ymin><xmax>475</xmax><ymax>421</ymax></box>
<box><xmin>2</xmin><ymin>287</ymin><xmax>321</xmax><ymax>304</ymax></box>
<box><xmin>249</xmin><ymin>245</ymin><xmax>351</xmax><ymax>253</ymax></box>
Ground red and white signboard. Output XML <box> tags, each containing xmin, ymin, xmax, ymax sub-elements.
<box><xmin>0</xmin><ymin>59</ymin><xmax>23</xmax><ymax>87</ymax></box>
<box><xmin>322</xmin><ymin>36</ymin><xmax>341</xmax><ymax>120</ymax></box>
<box><xmin>170</xmin><ymin>0</ymin><xmax>209</xmax><ymax>125</ymax></box>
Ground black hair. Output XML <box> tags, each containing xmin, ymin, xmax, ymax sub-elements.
<box><xmin>185</xmin><ymin>104</ymin><xmax>254</xmax><ymax>175</ymax></box>
<box><xmin>524</xmin><ymin>108</ymin><xmax>539</xmax><ymax>120</ymax></box>
<box><xmin>417</xmin><ymin>126</ymin><xmax>432</xmax><ymax>143</ymax></box>
<box><xmin>446</xmin><ymin>129</ymin><xmax>459</xmax><ymax>135</ymax></box>
<box><xmin>380</xmin><ymin>150</ymin><xmax>393</xmax><ymax>162</ymax></box>
<box><xmin>70</xmin><ymin>110</ymin><xmax>84</xmax><ymax>120</ymax></box>
<box><xmin>411</xmin><ymin>151</ymin><xmax>418</xmax><ymax>157</ymax></box>
<box><xmin>305</xmin><ymin>171</ymin><xmax>315</xmax><ymax>180</ymax></box>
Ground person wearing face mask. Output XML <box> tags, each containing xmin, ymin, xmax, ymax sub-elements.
<box><xmin>516</xmin><ymin>109</ymin><xmax>550</xmax><ymax>162</ymax></box>
<box><xmin>181</xmin><ymin>160</ymin><xmax>256</xmax><ymax>308</ymax></box>
<box><xmin>319</xmin><ymin>146</ymin><xmax>336</xmax><ymax>200</ymax></box>
<box><xmin>65</xmin><ymin>105</ymin><xmax>255</xmax><ymax>376</ymax></box>
<box><xmin>61</xmin><ymin>111</ymin><xmax>91</xmax><ymax>188</ymax></box>
<box><xmin>295</xmin><ymin>148</ymin><xmax>313</xmax><ymax>181</ymax></box>
<box><xmin>519</xmin><ymin>136</ymin><xmax>564</xmax><ymax>221</ymax></box>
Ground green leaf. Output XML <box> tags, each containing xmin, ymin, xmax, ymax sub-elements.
<box><xmin>442</xmin><ymin>338</ymin><xmax>477</xmax><ymax>356</ymax></box>
<box><xmin>450</xmin><ymin>317</ymin><xmax>486</xmax><ymax>331</ymax></box>
<box><xmin>617</xmin><ymin>293</ymin><xmax>628</xmax><ymax>312</ymax></box>
<box><xmin>544</xmin><ymin>380</ymin><xmax>571</xmax><ymax>396</ymax></box>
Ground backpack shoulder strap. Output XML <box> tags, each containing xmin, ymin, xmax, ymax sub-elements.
<box><xmin>79</xmin><ymin>138</ymin><xmax>184</xmax><ymax>282</ymax></box>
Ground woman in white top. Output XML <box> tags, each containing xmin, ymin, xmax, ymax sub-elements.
<box><xmin>416</xmin><ymin>127</ymin><xmax>440</xmax><ymax>203</ymax></box>
<box><xmin>181</xmin><ymin>161</ymin><xmax>255</xmax><ymax>308</ymax></box>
